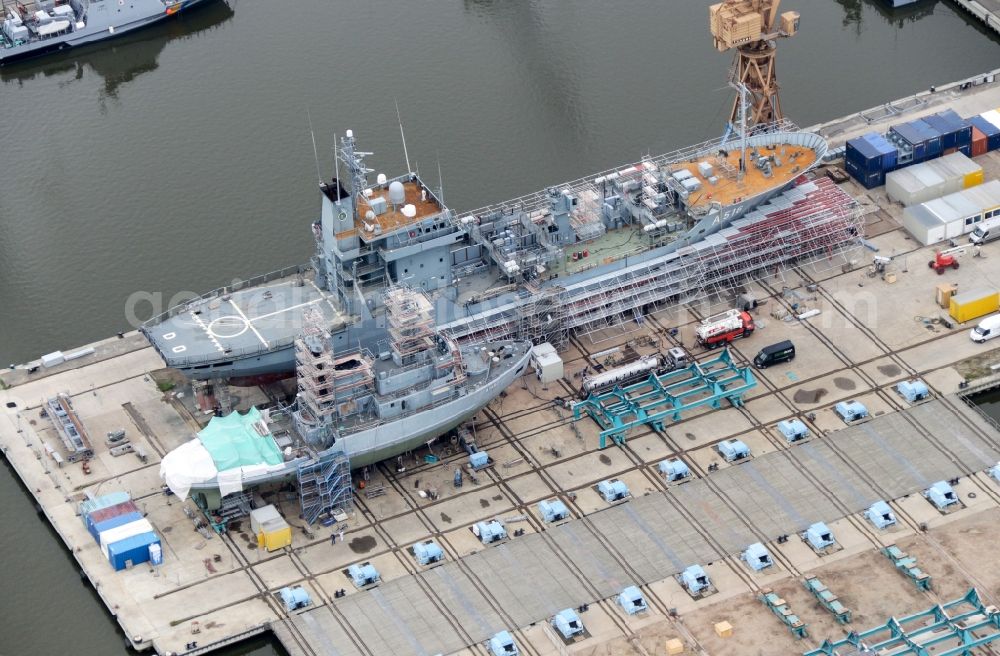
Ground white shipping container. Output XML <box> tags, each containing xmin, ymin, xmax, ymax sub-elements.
<box><xmin>100</xmin><ymin>518</ymin><xmax>154</xmax><ymax>558</ymax></box>
<box><xmin>902</xmin><ymin>180</ymin><xmax>1000</xmax><ymax>245</ymax></box>
<box><xmin>886</xmin><ymin>152</ymin><xmax>982</xmax><ymax>206</ymax></box>
<box><xmin>981</xmin><ymin>110</ymin><xmax>1000</xmax><ymax>131</ymax></box>
<box><xmin>902</xmin><ymin>206</ymin><xmax>947</xmax><ymax>246</ymax></box>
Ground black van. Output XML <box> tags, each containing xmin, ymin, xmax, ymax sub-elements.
<box><xmin>753</xmin><ymin>340</ymin><xmax>795</xmax><ymax>368</ymax></box>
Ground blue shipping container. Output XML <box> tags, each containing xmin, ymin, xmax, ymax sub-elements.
<box><xmin>889</xmin><ymin>123</ymin><xmax>928</xmax><ymax>163</ymax></box>
<box><xmin>911</xmin><ymin>119</ymin><xmax>942</xmax><ymax>158</ymax></box>
<box><xmin>922</xmin><ymin>111</ymin><xmax>970</xmax><ymax>150</ymax></box>
<box><xmin>937</xmin><ymin>109</ymin><xmax>972</xmax><ymax>146</ymax></box>
<box><xmin>860</xmin><ymin>170</ymin><xmax>885</xmax><ymax>190</ymax></box>
<box><xmin>862</xmin><ymin>133</ymin><xmax>898</xmax><ymax>170</ymax></box>
<box><xmin>968</xmin><ymin>116</ymin><xmax>1000</xmax><ymax>152</ymax></box>
<box><xmin>90</xmin><ymin>512</ymin><xmax>143</xmax><ymax>544</ymax></box>
<box><xmin>107</xmin><ymin>532</ymin><xmax>160</xmax><ymax>571</ymax></box>
<box><xmin>846</xmin><ymin>134</ymin><xmax>894</xmax><ymax>176</ymax></box>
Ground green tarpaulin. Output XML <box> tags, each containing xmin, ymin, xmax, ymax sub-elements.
<box><xmin>197</xmin><ymin>407</ymin><xmax>282</xmax><ymax>471</ymax></box>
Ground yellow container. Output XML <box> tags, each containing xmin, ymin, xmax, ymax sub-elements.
<box><xmin>714</xmin><ymin>621</ymin><xmax>733</xmax><ymax>638</ymax></box>
<box><xmin>964</xmin><ymin>170</ymin><xmax>985</xmax><ymax>188</ymax></box>
<box><xmin>258</xmin><ymin>526</ymin><xmax>292</xmax><ymax>551</ymax></box>
<box><xmin>950</xmin><ymin>288</ymin><xmax>999</xmax><ymax>323</ymax></box>
<box><xmin>666</xmin><ymin>638</ymin><xmax>685</xmax><ymax>654</ymax></box>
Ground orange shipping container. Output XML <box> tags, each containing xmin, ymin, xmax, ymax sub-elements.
<box><xmin>972</xmin><ymin>126</ymin><xmax>988</xmax><ymax>158</ymax></box>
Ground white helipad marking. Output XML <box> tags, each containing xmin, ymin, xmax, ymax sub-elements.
<box><xmin>163</xmin><ymin>332</ymin><xmax>176</xmax><ymax>340</ymax></box>
<box><xmin>189</xmin><ymin>311</ymin><xmax>226</xmax><ymax>353</ymax></box>
<box><xmin>249</xmin><ymin>297</ymin><xmax>325</xmax><ymax>322</ymax></box>
<box><xmin>229</xmin><ymin>299</ymin><xmax>269</xmax><ymax>347</ymax></box>
<box><xmin>207</xmin><ymin>315</ymin><xmax>250</xmax><ymax>339</ymax></box>
<box><xmin>171</xmin><ymin>345</ymin><xmax>187</xmax><ymax>353</ymax></box>
<box><xmin>310</xmin><ymin>279</ymin><xmax>343</xmax><ymax>318</ymax></box>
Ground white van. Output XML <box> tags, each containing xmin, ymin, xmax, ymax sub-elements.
<box><xmin>970</xmin><ymin>215</ymin><xmax>1000</xmax><ymax>245</ymax></box>
<box><xmin>970</xmin><ymin>314</ymin><xmax>1000</xmax><ymax>343</ymax></box>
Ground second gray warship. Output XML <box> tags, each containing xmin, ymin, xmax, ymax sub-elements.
<box><xmin>1</xmin><ymin>0</ymin><xmax>213</xmax><ymax>64</ymax></box>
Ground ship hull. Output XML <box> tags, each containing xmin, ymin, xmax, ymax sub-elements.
<box><xmin>0</xmin><ymin>0</ymin><xmax>213</xmax><ymax>65</ymax></box>
<box><xmin>186</xmin><ymin>343</ymin><xmax>532</xmax><ymax>504</ymax></box>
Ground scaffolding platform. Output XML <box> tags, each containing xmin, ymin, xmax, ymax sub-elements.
<box><xmin>803</xmin><ymin>576</ymin><xmax>851</xmax><ymax>624</ymax></box>
<box><xmin>572</xmin><ymin>348</ymin><xmax>756</xmax><ymax>448</ymax></box>
<box><xmin>760</xmin><ymin>588</ymin><xmax>808</xmax><ymax>639</ymax></box>
<box><xmin>297</xmin><ymin>448</ymin><xmax>353</xmax><ymax>525</ymax></box>
<box><xmin>881</xmin><ymin>544</ymin><xmax>932</xmax><ymax>591</ymax></box>
<box><xmin>804</xmin><ymin>588</ymin><xmax>1000</xmax><ymax>656</ymax></box>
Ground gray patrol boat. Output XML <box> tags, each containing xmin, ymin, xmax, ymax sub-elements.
<box><xmin>143</xmin><ymin>120</ymin><xmax>840</xmax><ymax>382</ymax></box>
<box><xmin>1</xmin><ymin>0</ymin><xmax>212</xmax><ymax>63</ymax></box>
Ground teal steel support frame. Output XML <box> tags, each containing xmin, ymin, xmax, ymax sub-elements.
<box><xmin>572</xmin><ymin>348</ymin><xmax>756</xmax><ymax>448</ymax></box>
<box><xmin>804</xmin><ymin>589</ymin><xmax>1000</xmax><ymax>656</ymax></box>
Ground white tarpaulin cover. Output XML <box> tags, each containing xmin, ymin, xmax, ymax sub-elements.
<box><xmin>159</xmin><ymin>439</ymin><xmax>218</xmax><ymax>500</ymax></box>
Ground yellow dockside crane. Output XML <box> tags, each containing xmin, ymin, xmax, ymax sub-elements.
<box><xmin>710</xmin><ymin>0</ymin><xmax>800</xmax><ymax>128</ymax></box>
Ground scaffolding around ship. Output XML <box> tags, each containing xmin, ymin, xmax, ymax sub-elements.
<box><xmin>446</xmin><ymin>176</ymin><xmax>862</xmax><ymax>347</ymax></box>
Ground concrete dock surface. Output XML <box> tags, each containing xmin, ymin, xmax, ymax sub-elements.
<box><xmin>5</xmin><ymin>77</ymin><xmax>1000</xmax><ymax>656</ymax></box>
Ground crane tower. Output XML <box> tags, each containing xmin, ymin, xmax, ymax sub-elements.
<box><xmin>710</xmin><ymin>1</ymin><xmax>800</xmax><ymax>128</ymax></box>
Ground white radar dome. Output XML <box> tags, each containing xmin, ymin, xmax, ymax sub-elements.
<box><xmin>388</xmin><ymin>181</ymin><xmax>406</xmax><ymax>205</ymax></box>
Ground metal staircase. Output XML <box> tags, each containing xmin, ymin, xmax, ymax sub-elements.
<box><xmin>297</xmin><ymin>449</ymin><xmax>353</xmax><ymax>525</ymax></box>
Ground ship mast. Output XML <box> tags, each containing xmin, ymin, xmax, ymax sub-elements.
<box><xmin>338</xmin><ymin>130</ymin><xmax>374</xmax><ymax>211</ymax></box>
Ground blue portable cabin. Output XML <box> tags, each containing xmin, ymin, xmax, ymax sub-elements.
<box><xmin>618</xmin><ymin>586</ymin><xmax>648</xmax><ymax>615</ymax></box>
<box><xmin>597</xmin><ymin>479</ymin><xmax>630</xmax><ymax>503</ymax></box>
<box><xmin>538</xmin><ymin>498</ymin><xmax>570</xmax><ymax>523</ymax></box>
<box><xmin>278</xmin><ymin>586</ymin><xmax>312</xmax><ymax>611</ymax></box>
<box><xmin>107</xmin><ymin>532</ymin><xmax>160</xmax><ymax>571</ymax></box>
<box><xmin>718</xmin><ymin>439</ymin><xmax>750</xmax><ymax>462</ymax></box>
<box><xmin>804</xmin><ymin>522</ymin><xmax>836</xmax><ymax>551</ymax></box>
<box><xmin>896</xmin><ymin>379</ymin><xmax>929</xmax><ymax>403</ymax></box>
<box><xmin>776</xmin><ymin>419</ymin><xmax>809</xmax><ymax>443</ymax></box>
<box><xmin>552</xmin><ymin>608</ymin><xmax>585</xmax><ymax>639</ymax></box>
<box><xmin>968</xmin><ymin>115</ymin><xmax>1000</xmax><ymax>152</ymax></box>
<box><xmin>90</xmin><ymin>511</ymin><xmax>144</xmax><ymax>544</ymax></box>
<box><xmin>488</xmin><ymin>630</ymin><xmax>519</xmax><ymax>656</ymax></box>
<box><xmin>925</xmin><ymin>481</ymin><xmax>958</xmax><ymax>510</ymax></box>
<box><xmin>742</xmin><ymin>542</ymin><xmax>774</xmax><ymax>571</ymax></box>
<box><xmin>681</xmin><ymin>565</ymin><xmax>711</xmax><ymax>594</ymax></box>
<box><xmin>865</xmin><ymin>501</ymin><xmax>897</xmax><ymax>529</ymax></box>
<box><xmin>347</xmin><ymin>562</ymin><xmax>381</xmax><ymax>587</ymax></box>
<box><xmin>658</xmin><ymin>458</ymin><xmax>691</xmax><ymax>481</ymax></box>
<box><xmin>475</xmin><ymin>519</ymin><xmax>508</xmax><ymax>544</ymax></box>
<box><xmin>834</xmin><ymin>400</ymin><xmax>868</xmax><ymax>423</ymax></box>
<box><xmin>413</xmin><ymin>540</ymin><xmax>444</xmax><ymax>565</ymax></box>
<box><xmin>469</xmin><ymin>450</ymin><xmax>489</xmax><ymax>469</ymax></box>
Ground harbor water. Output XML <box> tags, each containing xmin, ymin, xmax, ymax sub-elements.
<box><xmin>1</xmin><ymin>1</ymin><xmax>998</xmax><ymax>654</ymax></box>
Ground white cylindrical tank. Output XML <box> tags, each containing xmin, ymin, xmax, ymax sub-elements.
<box><xmin>582</xmin><ymin>355</ymin><xmax>661</xmax><ymax>393</ymax></box>
<box><xmin>389</xmin><ymin>181</ymin><xmax>406</xmax><ymax>206</ymax></box>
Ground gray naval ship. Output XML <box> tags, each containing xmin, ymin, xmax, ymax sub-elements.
<box><xmin>0</xmin><ymin>0</ymin><xmax>211</xmax><ymax>63</ymax></box>
<box><xmin>142</xmin><ymin>120</ymin><xmax>833</xmax><ymax>382</ymax></box>
<box><xmin>161</xmin><ymin>287</ymin><xmax>531</xmax><ymax>507</ymax></box>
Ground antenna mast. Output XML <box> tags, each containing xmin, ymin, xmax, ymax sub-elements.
<box><xmin>307</xmin><ymin>107</ymin><xmax>322</xmax><ymax>186</ymax></box>
<box><xmin>395</xmin><ymin>99</ymin><xmax>412</xmax><ymax>175</ymax></box>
